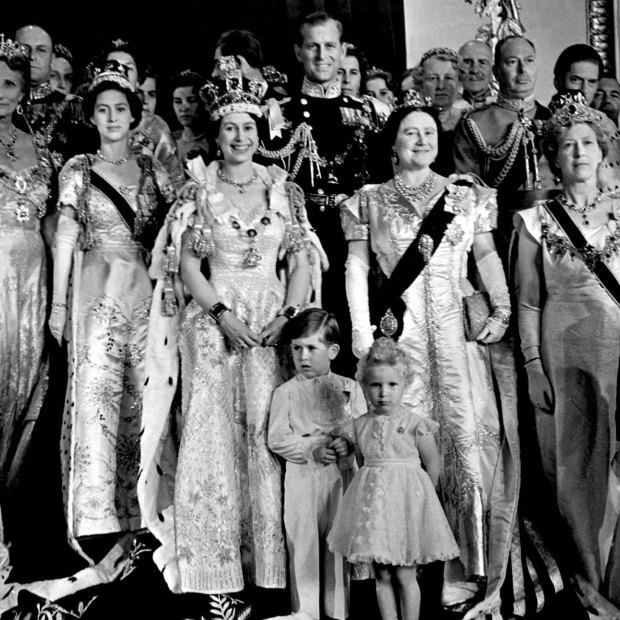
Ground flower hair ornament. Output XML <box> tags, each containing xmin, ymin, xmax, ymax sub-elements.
<box><xmin>544</xmin><ymin>91</ymin><xmax>604</xmax><ymax>135</ymax></box>
<box><xmin>0</xmin><ymin>34</ymin><xmax>29</xmax><ymax>62</ymax></box>
<box><xmin>89</xmin><ymin>60</ymin><xmax>135</xmax><ymax>93</ymax></box>
<box><xmin>200</xmin><ymin>55</ymin><xmax>263</xmax><ymax>121</ymax></box>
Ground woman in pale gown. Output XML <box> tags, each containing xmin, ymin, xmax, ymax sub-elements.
<box><xmin>0</xmin><ymin>37</ymin><xmax>53</xmax><ymax>488</ymax></box>
<box><xmin>48</xmin><ymin>61</ymin><xmax>175</xmax><ymax>561</ymax></box>
<box><xmin>138</xmin><ymin>70</ymin><xmax>318</xmax><ymax>618</ymax></box>
<box><xmin>514</xmin><ymin>94</ymin><xmax>620</xmax><ymax>617</ymax></box>
<box><xmin>340</xmin><ymin>102</ymin><xmax>516</xmax><ymax>615</ymax></box>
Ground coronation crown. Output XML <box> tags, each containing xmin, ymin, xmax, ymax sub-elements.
<box><xmin>200</xmin><ymin>56</ymin><xmax>263</xmax><ymax>121</ymax></box>
<box><xmin>0</xmin><ymin>34</ymin><xmax>29</xmax><ymax>62</ymax></box>
<box><xmin>544</xmin><ymin>91</ymin><xmax>603</xmax><ymax>135</ymax></box>
<box><xmin>89</xmin><ymin>60</ymin><xmax>135</xmax><ymax>93</ymax></box>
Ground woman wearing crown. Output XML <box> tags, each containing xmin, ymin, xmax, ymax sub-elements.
<box><xmin>138</xmin><ymin>65</ymin><xmax>319</xmax><ymax>616</ymax></box>
<box><xmin>340</xmin><ymin>97</ymin><xmax>523</xmax><ymax>614</ymax></box>
<box><xmin>514</xmin><ymin>92</ymin><xmax>620</xmax><ymax>615</ymax></box>
<box><xmin>0</xmin><ymin>35</ymin><xmax>53</xmax><ymax>487</ymax></box>
<box><xmin>47</xmin><ymin>61</ymin><xmax>176</xmax><ymax>561</ymax></box>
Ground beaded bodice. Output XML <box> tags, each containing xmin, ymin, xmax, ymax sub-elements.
<box><xmin>0</xmin><ymin>161</ymin><xmax>51</xmax><ymax>230</ymax></box>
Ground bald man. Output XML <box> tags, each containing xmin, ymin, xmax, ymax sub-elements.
<box><xmin>458</xmin><ymin>39</ymin><xmax>496</xmax><ymax>108</ymax></box>
<box><xmin>15</xmin><ymin>25</ymin><xmax>93</xmax><ymax>169</ymax></box>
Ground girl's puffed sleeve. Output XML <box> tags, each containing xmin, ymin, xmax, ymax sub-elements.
<box><xmin>57</xmin><ymin>155</ymin><xmax>87</xmax><ymax>214</ymax></box>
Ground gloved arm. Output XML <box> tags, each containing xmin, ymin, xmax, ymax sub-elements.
<box><xmin>472</xmin><ymin>232</ymin><xmax>510</xmax><ymax>343</ymax></box>
<box><xmin>514</xmin><ymin>217</ymin><xmax>554</xmax><ymax>413</ymax></box>
<box><xmin>49</xmin><ymin>213</ymin><xmax>79</xmax><ymax>345</ymax></box>
<box><xmin>345</xmin><ymin>241</ymin><xmax>375</xmax><ymax>359</ymax></box>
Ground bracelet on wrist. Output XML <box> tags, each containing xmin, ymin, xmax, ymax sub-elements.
<box><xmin>277</xmin><ymin>305</ymin><xmax>300</xmax><ymax>320</ymax></box>
<box><xmin>51</xmin><ymin>302</ymin><xmax>68</xmax><ymax>309</ymax></box>
<box><xmin>490</xmin><ymin>306</ymin><xmax>511</xmax><ymax>325</ymax></box>
<box><xmin>208</xmin><ymin>301</ymin><xmax>230</xmax><ymax>323</ymax></box>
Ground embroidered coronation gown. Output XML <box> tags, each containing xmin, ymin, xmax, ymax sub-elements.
<box><xmin>340</xmin><ymin>177</ymin><xmax>518</xmax><ymax>600</ymax></box>
<box><xmin>57</xmin><ymin>154</ymin><xmax>175</xmax><ymax>558</ymax></box>
<box><xmin>139</xmin><ymin>161</ymin><xmax>317</xmax><ymax>596</ymax></box>
<box><xmin>0</xmin><ymin>149</ymin><xmax>52</xmax><ymax>482</ymax></box>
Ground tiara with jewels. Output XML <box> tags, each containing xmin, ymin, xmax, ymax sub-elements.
<box><xmin>200</xmin><ymin>56</ymin><xmax>262</xmax><ymax>121</ymax></box>
<box><xmin>400</xmin><ymin>89</ymin><xmax>432</xmax><ymax>109</ymax></box>
<box><xmin>0</xmin><ymin>34</ymin><xmax>29</xmax><ymax>62</ymax></box>
<box><xmin>544</xmin><ymin>91</ymin><xmax>603</xmax><ymax>134</ymax></box>
<box><xmin>89</xmin><ymin>60</ymin><xmax>135</xmax><ymax>93</ymax></box>
<box><xmin>419</xmin><ymin>47</ymin><xmax>461</xmax><ymax>66</ymax></box>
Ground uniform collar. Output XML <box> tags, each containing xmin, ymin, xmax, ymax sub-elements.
<box><xmin>29</xmin><ymin>82</ymin><xmax>55</xmax><ymax>102</ymax></box>
<box><xmin>496</xmin><ymin>91</ymin><xmax>536</xmax><ymax>113</ymax></box>
<box><xmin>301</xmin><ymin>77</ymin><xmax>341</xmax><ymax>99</ymax></box>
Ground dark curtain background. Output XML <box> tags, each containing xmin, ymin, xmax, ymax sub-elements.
<box><xmin>4</xmin><ymin>0</ymin><xmax>405</xmax><ymax>127</ymax></box>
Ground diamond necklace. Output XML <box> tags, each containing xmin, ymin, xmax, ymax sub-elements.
<box><xmin>217</xmin><ymin>167</ymin><xmax>258</xmax><ymax>193</ymax></box>
<box><xmin>0</xmin><ymin>126</ymin><xmax>18</xmax><ymax>162</ymax></box>
<box><xmin>96</xmin><ymin>148</ymin><xmax>130</xmax><ymax>165</ymax></box>
<box><xmin>393</xmin><ymin>171</ymin><xmax>438</xmax><ymax>203</ymax></box>
<box><xmin>559</xmin><ymin>191</ymin><xmax>604</xmax><ymax>226</ymax></box>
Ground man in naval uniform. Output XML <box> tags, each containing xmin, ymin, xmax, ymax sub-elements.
<box><xmin>15</xmin><ymin>24</ymin><xmax>92</xmax><ymax>172</ymax></box>
<box><xmin>453</xmin><ymin>35</ymin><xmax>551</xmax><ymax>268</ymax></box>
<box><xmin>260</xmin><ymin>11</ymin><xmax>388</xmax><ymax>376</ymax></box>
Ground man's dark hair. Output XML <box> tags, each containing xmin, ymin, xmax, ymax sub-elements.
<box><xmin>553</xmin><ymin>43</ymin><xmax>603</xmax><ymax>82</ymax></box>
<box><xmin>216</xmin><ymin>29</ymin><xmax>263</xmax><ymax>70</ymax></box>
<box><xmin>296</xmin><ymin>11</ymin><xmax>343</xmax><ymax>46</ymax></box>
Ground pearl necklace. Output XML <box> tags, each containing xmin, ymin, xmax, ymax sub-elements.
<box><xmin>96</xmin><ymin>149</ymin><xmax>130</xmax><ymax>165</ymax></box>
<box><xmin>0</xmin><ymin>126</ymin><xmax>18</xmax><ymax>161</ymax></box>
<box><xmin>393</xmin><ymin>171</ymin><xmax>438</xmax><ymax>203</ymax></box>
<box><xmin>559</xmin><ymin>191</ymin><xmax>604</xmax><ymax>227</ymax></box>
<box><xmin>217</xmin><ymin>167</ymin><xmax>258</xmax><ymax>193</ymax></box>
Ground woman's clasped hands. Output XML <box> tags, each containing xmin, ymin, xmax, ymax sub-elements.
<box><xmin>218</xmin><ymin>311</ymin><xmax>288</xmax><ymax>349</ymax></box>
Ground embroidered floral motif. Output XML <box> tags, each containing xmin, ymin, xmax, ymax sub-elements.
<box><xmin>14</xmin><ymin>203</ymin><xmax>30</xmax><ymax>222</ymax></box>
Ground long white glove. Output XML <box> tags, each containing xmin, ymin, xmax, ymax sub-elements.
<box><xmin>475</xmin><ymin>250</ymin><xmax>511</xmax><ymax>341</ymax></box>
<box><xmin>49</xmin><ymin>214</ymin><xmax>79</xmax><ymax>345</ymax></box>
<box><xmin>345</xmin><ymin>252</ymin><xmax>375</xmax><ymax>359</ymax></box>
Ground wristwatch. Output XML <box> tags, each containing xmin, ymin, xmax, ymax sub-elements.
<box><xmin>278</xmin><ymin>305</ymin><xmax>300</xmax><ymax>320</ymax></box>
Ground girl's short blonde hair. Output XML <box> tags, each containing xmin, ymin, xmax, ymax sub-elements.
<box><xmin>355</xmin><ymin>337</ymin><xmax>415</xmax><ymax>388</ymax></box>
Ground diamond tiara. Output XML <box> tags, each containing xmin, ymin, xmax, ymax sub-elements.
<box><xmin>544</xmin><ymin>92</ymin><xmax>603</xmax><ymax>134</ymax></box>
<box><xmin>0</xmin><ymin>34</ymin><xmax>29</xmax><ymax>62</ymax></box>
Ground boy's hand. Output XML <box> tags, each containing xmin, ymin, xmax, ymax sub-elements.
<box><xmin>312</xmin><ymin>443</ymin><xmax>337</xmax><ymax>465</ymax></box>
<box><xmin>329</xmin><ymin>436</ymin><xmax>351</xmax><ymax>458</ymax></box>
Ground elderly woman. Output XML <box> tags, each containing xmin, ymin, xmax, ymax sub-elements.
<box><xmin>341</xmin><ymin>99</ymin><xmax>516</xmax><ymax>613</ymax></box>
<box><xmin>48</xmin><ymin>61</ymin><xmax>176</xmax><ymax>561</ymax></box>
<box><xmin>139</xmin><ymin>66</ymin><xmax>317</xmax><ymax>618</ymax></box>
<box><xmin>0</xmin><ymin>36</ymin><xmax>53</xmax><ymax>486</ymax></box>
<box><xmin>514</xmin><ymin>93</ymin><xmax>620</xmax><ymax>616</ymax></box>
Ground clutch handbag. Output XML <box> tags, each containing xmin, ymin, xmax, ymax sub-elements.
<box><xmin>462</xmin><ymin>291</ymin><xmax>491</xmax><ymax>342</ymax></box>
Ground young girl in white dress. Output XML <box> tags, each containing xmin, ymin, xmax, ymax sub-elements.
<box><xmin>328</xmin><ymin>338</ymin><xmax>459</xmax><ymax>620</ymax></box>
